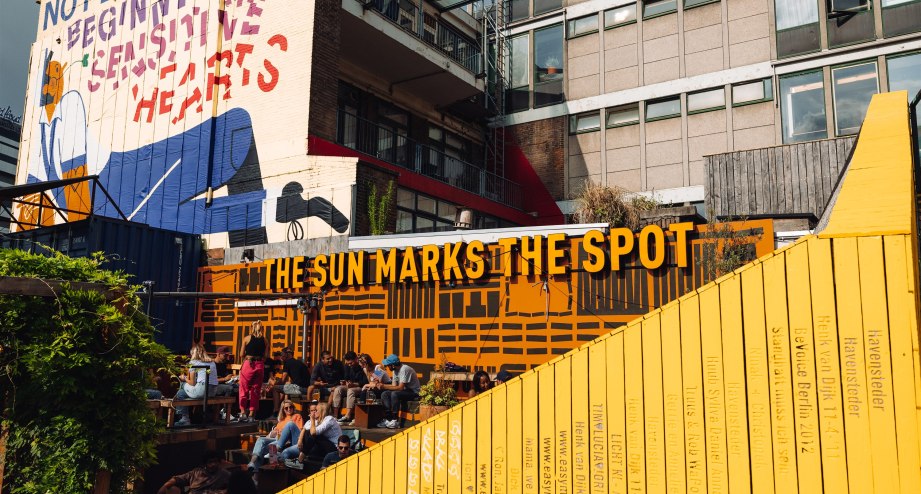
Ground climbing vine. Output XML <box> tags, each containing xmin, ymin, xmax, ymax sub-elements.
<box><xmin>368</xmin><ymin>180</ymin><xmax>395</xmax><ymax>236</ymax></box>
<box><xmin>0</xmin><ymin>249</ymin><xmax>175</xmax><ymax>493</ymax></box>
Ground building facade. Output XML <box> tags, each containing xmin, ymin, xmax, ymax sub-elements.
<box><xmin>0</xmin><ymin>115</ymin><xmax>20</xmax><ymax>232</ymax></box>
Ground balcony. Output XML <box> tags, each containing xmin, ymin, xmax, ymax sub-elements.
<box><xmin>338</xmin><ymin>110</ymin><xmax>522</xmax><ymax>209</ymax></box>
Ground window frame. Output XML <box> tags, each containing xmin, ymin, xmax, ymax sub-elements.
<box><xmin>779</xmin><ymin>68</ymin><xmax>828</xmax><ymax>143</ymax></box>
<box><xmin>645</xmin><ymin>96</ymin><xmax>682</xmax><ymax>122</ymax></box>
<box><xmin>687</xmin><ymin>87</ymin><xmax>727</xmax><ymax>114</ymax></box>
<box><xmin>886</xmin><ymin>50</ymin><xmax>921</xmax><ymax>100</ymax></box>
<box><xmin>567</xmin><ymin>14</ymin><xmax>600</xmax><ymax>39</ymax></box>
<box><xmin>533</xmin><ymin>23</ymin><xmax>565</xmax><ymax>108</ymax></box>
<box><xmin>830</xmin><ymin>60</ymin><xmax>879</xmax><ymax>136</ymax></box>
<box><xmin>604</xmin><ymin>4</ymin><xmax>638</xmax><ymax>29</ymax></box>
<box><xmin>643</xmin><ymin>0</ymin><xmax>679</xmax><ymax>19</ymax></box>
<box><xmin>827</xmin><ymin>0</ymin><xmax>871</xmax><ymax>15</ymax></box>
<box><xmin>570</xmin><ymin>111</ymin><xmax>602</xmax><ymax>134</ymax></box>
<box><xmin>731</xmin><ymin>78</ymin><xmax>774</xmax><ymax>107</ymax></box>
<box><xmin>606</xmin><ymin>104</ymin><xmax>641</xmax><ymax>128</ymax></box>
<box><xmin>685</xmin><ymin>0</ymin><xmax>721</xmax><ymax>9</ymax></box>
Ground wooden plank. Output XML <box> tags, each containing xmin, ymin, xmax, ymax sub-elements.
<box><xmin>754</xmin><ymin>149</ymin><xmax>765</xmax><ymax>214</ymax></box>
<box><xmin>806</xmin><ymin>238</ymin><xmax>849</xmax><ymax>494</ymax></box>
<box><xmin>346</xmin><ymin>450</ymin><xmax>358</xmax><ymax>493</ymax></box>
<box><xmin>739</xmin><ymin>151</ymin><xmax>750</xmax><ymax>217</ymax></box>
<box><xmin>660</xmin><ymin>303</ymin><xmax>687</xmax><ymax>492</ymax></box>
<box><xmin>718</xmin><ymin>276</ymin><xmax>751</xmax><ymax>493</ymax></box>
<box><xmin>762</xmin><ymin>254</ymin><xmax>799</xmax><ymax>492</ymax></box>
<box><xmin>624</xmin><ymin>325</ymin><xmax>646</xmax><ymax>493</ymax></box>
<box><xmin>781</xmin><ymin>144</ymin><xmax>794</xmax><ymax>214</ymax></box>
<box><xmin>570</xmin><ymin>349</ymin><xmax>590</xmax><ymax>494</ymax></box>
<box><xmin>588</xmin><ymin>341</ymin><xmax>609</xmax><ymax>494</ymax></box>
<box><xmin>806</xmin><ymin>142</ymin><xmax>819</xmax><ymax>215</ymax></box>
<box><xmin>882</xmin><ymin>235</ymin><xmax>921</xmax><ymax>494</ymax></box>
<box><xmin>434</xmin><ymin>415</ymin><xmax>450</xmax><ymax>494</ymax></box>
<box><xmin>784</xmin><ymin>242</ymin><xmax>823</xmax><ymax>493</ymax></box>
<box><xmin>407</xmin><ymin>426</ymin><xmax>422</xmax><ymax>494</ymax></box>
<box><xmin>857</xmin><ymin>236</ymin><xmax>901</xmax><ymax>493</ymax></box>
<box><xmin>555</xmin><ymin>358</ymin><xmax>573</xmax><ymax>493</ymax></box>
<box><xmin>832</xmin><ymin>237</ymin><xmax>874</xmax><ymax>493</ymax></box>
<box><xmin>505</xmin><ymin>379</ymin><xmax>523</xmax><ymax>494</ymax></box>
<box><xmin>491</xmin><ymin>384</ymin><xmax>507</xmax><ymax>494</ymax></box>
<box><xmin>642</xmin><ymin>314</ymin><xmax>666</xmax><ymax>494</ymax></box>
<box><xmin>380</xmin><ymin>438</ymin><xmax>395</xmax><ymax>494</ymax></box>
<box><xmin>461</xmin><ymin>403</ymin><xmax>476</xmax><ymax>494</ymax></box>
<box><xmin>538</xmin><ymin>366</ymin><xmax>556</xmax><ymax>494</ymax></box>
<box><xmin>419</xmin><ymin>421</ymin><xmax>435</xmax><ymax>494</ymax></box>
<box><xmin>335</xmin><ymin>458</ymin><xmax>348</xmax><ymax>492</ymax></box>
<box><xmin>607</xmin><ymin>333</ymin><xmax>628</xmax><ymax>494</ymax></box>
<box><xmin>446</xmin><ymin>408</ymin><xmax>463</xmax><ymax>494</ymax></box>
<box><xmin>521</xmin><ymin>371</ymin><xmax>540</xmax><ymax>494</ymax></box>
<box><xmin>699</xmin><ymin>286</ymin><xmax>729</xmax><ymax>494</ymax></box>
<box><xmin>476</xmin><ymin>394</ymin><xmax>492</xmax><ymax>494</ymax></box>
<box><xmin>369</xmin><ymin>438</ymin><xmax>384</xmax><ymax>493</ymax></box>
<box><xmin>679</xmin><ymin>297</ymin><xmax>708</xmax><ymax>492</ymax></box>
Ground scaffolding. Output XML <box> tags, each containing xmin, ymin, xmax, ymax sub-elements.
<box><xmin>480</xmin><ymin>0</ymin><xmax>509</xmax><ymax>179</ymax></box>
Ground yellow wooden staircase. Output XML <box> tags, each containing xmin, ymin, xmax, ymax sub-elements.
<box><xmin>281</xmin><ymin>91</ymin><xmax>921</xmax><ymax>493</ymax></box>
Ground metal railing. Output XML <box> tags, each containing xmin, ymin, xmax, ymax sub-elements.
<box><xmin>366</xmin><ymin>0</ymin><xmax>482</xmax><ymax>73</ymax></box>
<box><xmin>337</xmin><ymin>110</ymin><xmax>522</xmax><ymax>209</ymax></box>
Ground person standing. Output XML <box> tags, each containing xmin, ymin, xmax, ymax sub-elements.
<box><xmin>374</xmin><ymin>354</ymin><xmax>421</xmax><ymax>429</ymax></box>
<box><xmin>330</xmin><ymin>351</ymin><xmax>369</xmax><ymax>424</ymax></box>
<box><xmin>236</xmin><ymin>321</ymin><xmax>269</xmax><ymax>422</ymax></box>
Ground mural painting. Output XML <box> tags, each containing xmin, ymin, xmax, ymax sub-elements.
<box><xmin>195</xmin><ymin>221</ymin><xmax>775</xmax><ymax>376</ymax></box>
<box><xmin>16</xmin><ymin>0</ymin><xmax>353</xmax><ymax>248</ymax></box>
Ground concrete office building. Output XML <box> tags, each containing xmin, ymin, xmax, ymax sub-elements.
<box><xmin>0</xmin><ymin>116</ymin><xmax>20</xmax><ymax>232</ymax></box>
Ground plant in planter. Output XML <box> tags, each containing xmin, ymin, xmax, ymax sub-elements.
<box><xmin>544</xmin><ymin>56</ymin><xmax>561</xmax><ymax>75</ymax></box>
<box><xmin>418</xmin><ymin>369</ymin><xmax>460</xmax><ymax>420</ymax></box>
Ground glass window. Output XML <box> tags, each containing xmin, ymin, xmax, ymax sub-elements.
<box><xmin>534</xmin><ymin>0</ymin><xmax>563</xmax><ymax>15</ymax></box>
<box><xmin>438</xmin><ymin>202</ymin><xmax>457</xmax><ymax>222</ymax></box>
<box><xmin>604</xmin><ymin>4</ymin><xmax>637</xmax><ymax>27</ymax></box>
<box><xmin>775</xmin><ymin>0</ymin><xmax>819</xmax><ymax>30</ymax></box>
<box><xmin>686</xmin><ymin>0</ymin><xmax>717</xmax><ymax>7</ymax></box>
<box><xmin>887</xmin><ymin>53</ymin><xmax>921</xmax><ymax>101</ymax></box>
<box><xmin>644</xmin><ymin>0</ymin><xmax>678</xmax><ymax>18</ymax></box>
<box><xmin>416</xmin><ymin>216</ymin><xmax>436</xmax><ymax>233</ymax></box>
<box><xmin>509</xmin><ymin>0</ymin><xmax>529</xmax><ymax>21</ymax></box>
<box><xmin>687</xmin><ymin>88</ymin><xmax>726</xmax><ymax>112</ymax></box>
<box><xmin>827</xmin><ymin>0</ymin><xmax>870</xmax><ymax>13</ymax></box>
<box><xmin>646</xmin><ymin>97</ymin><xmax>681</xmax><ymax>120</ymax></box>
<box><xmin>570</xmin><ymin>112</ymin><xmax>601</xmax><ymax>133</ymax></box>
<box><xmin>882</xmin><ymin>0</ymin><xmax>914</xmax><ymax>6</ymax></box>
<box><xmin>417</xmin><ymin>194</ymin><xmax>437</xmax><ymax>215</ymax></box>
<box><xmin>607</xmin><ymin>105</ymin><xmax>640</xmax><ymax>126</ymax></box>
<box><xmin>535</xmin><ymin>25</ymin><xmax>563</xmax><ymax>84</ymax></box>
<box><xmin>396</xmin><ymin>210</ymin><xmax>413</xmax><ymax>233</ymax></box>
<box><xmin>780</xmin><ymin>70</ymin><xmax>827</xmax><ymax>143</ymax></box>
<box><xmin>397</xmin><ymin>188</ymin><xmax>414</xmax><ymax>209</ymax></box>
<box><xmin>832</xmin><ymin>62</ymin><xmax>878</xmax><ymax>135</ymax></box>
<box><xmin>568</xmin><ymin>15</ymin><xmax>599</xmax><ymax>38</ymax></box>
<box><xmin>732</xmin><ymin>78</ymin><xmax>774</xmax><ymax>105</ymax></box>
<box><xmin>507</xmin><ymin>34</ymin><xmax>530</xmax><ymax>112</ymax></box>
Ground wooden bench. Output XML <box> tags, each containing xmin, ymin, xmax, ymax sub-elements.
<box><xmin>159</xmin><ymin>396</ymin><xmax>237</xmax><ymax>428</ymax></box>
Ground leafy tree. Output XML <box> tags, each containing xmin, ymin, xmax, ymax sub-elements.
<box><xmin>0</xmin><ymin>249</ymin><xmax>175</xmax><ymax>493</ymax></box>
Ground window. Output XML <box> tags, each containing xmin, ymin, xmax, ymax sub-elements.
<box><xmin>887</xmin><ymin>53</ymin><xmax>921</xmax><ymax>101</ymax></box>
<box><xmin>534</xmin><ymin>24</ymin><xmax>564</xmax><ymax>107</ymax></box>
<box><xmin>831</xmin><ymin>62</ymin><xmax>878</xmax><ymax>136</ymax></box>
<box><xmin>732</xmin><ymin>78</ymin><xmax>774</xmax><ymax>105</ymax></box>
<box><xmin>643</xmin><ymin>0</ymin><xmax>678</xmax><ymax>18</ymax></box>
<box><xmin>882</xmin><ymin>0</ymin><xmax>915</xmax><ymax>6</ymax></box>
<box><xmin>646</xmin><ymin>97</ymin><xmax>681</xmax><ymax>120</ymax></box>
<box><xmin>686</xmin><ymin>0</ymin><xmax>717</xmax><ymax>7</ymax></box>
<box><xmin>507</xmin><ymin>34</ymin><xmax>530</xmax><ymax>112</ymax></box>
<box><xmin>687</xmin><ymin>88</ymin><xmax>726</xmax><ymax>113</ymax></box>
<box><xmin>881</xmin><ymin>0</ymin><xmax>921</xmax><ymax>37</ymax></box>
<box><xmin>570</xmin><ymin>112</ymin><xmax>601</xmax><ymax>133</ymax></box>
<box><xmin>827</xmin><ymin>0</ymin><xmax>870</xmax><ymax>13</ymax></box>
<box><xmin>604</xmin><ymin>4</ymin><xmax>637</xmax><ymax>27</ymax></box>
<box><xmin>775</xmin><ymin>0</ymin><xmax>819</xmax><ymax>30</ymax></box>
<box><xmin>774</xmin><ymin>0</ymin><xmax>821</xmax><ymax>57</ymax></box>
<box><xmin>607</xmin><ymin>105</ymin><xmax>640</xmax><ymax>127</ymax></box>
<box><xmin>395</xmin><ymin>188</ymin><xmax>460</xmax><ymax>234</ymax></box>
<box><xmin>509</xmin><ymin>0</ymin><xmax>529</xmax><ymax>21</ymax></box>
<box><xmin>780</xmin><ymin>70</ymin><xmax>827</xmax><ymax>143</ymax></box>
<box><xmin>534</xmin><ymin>0</ymin><xmax>563</xmax><ymax>15</ymax></box>
<box><xmin>568</xmin><ymin>15</ymin><xmax>599</xmax><ymax>38</ymax></box>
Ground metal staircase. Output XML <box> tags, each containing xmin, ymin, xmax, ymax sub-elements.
<box><xmin>480</xmin><ymin>0</ymin><xmax>510</xmax><ymax>179</ymax></box>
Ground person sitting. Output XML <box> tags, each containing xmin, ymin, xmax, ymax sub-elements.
<box><xmin>271</xmin><ymin>347</ymin><xmax>310</xmax><ymax>412</ymax></box>
<box><xmin>283</xmin><ymin>401</ymin><xmax>342</xmax><ymax>467</ymax></box>
<box><xmin>467</xmin><ymin>370</ymin><xmax>491</xmax><ymax>398</ymax></box>
<box><xmin>304</xmin><ymin>350</ymin><xmax>343</xmax><ymax>402</ymax></box>
<box><xmin>157</xmin><ymin>450</ymin><xmax>229</xmax><ymax>494</ymax></box>
<box><xmin>246</xmin><ymin>399</ymin><xmax>304</xmax><ymax>472</ymax></box>
<box><xmin>358</xmin><ymin>353</ymin><xmax>391</xmax><ymax>404</ymax></box>
<box><xmin>494</xmin><ymin>369</ymin><xmax>514</xmax><ymax>385</ymax></box>
<box><xmin>213</xmin><ymin>346</ymin><xmax>237</xmax><ymax>397</ymax></box>
<box><xmin>373</xmin><ymin>354</ymin><xmax>420</xmax><ymax>429</ymax></box>
<box><xmin>331</xmin><ymin>351</ymin><xmax>369</xmax><ymax>425</ymax></box>
<box><xmin>174</xmin><ymin>344</ymin><xmax>219</xmax><ymax>427</ymax></box>
<box><xmin>321</xmin><ymin>435</ymin><xmax>355</xmax><ymax>468</ymax></box>
<box><xmin>227</xmin><ymin>469</ymin><xmax>258</xmax><ymax>494</ymax></box>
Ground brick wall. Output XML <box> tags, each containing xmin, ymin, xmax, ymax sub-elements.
<box><xmin>355</xmin><ymin>165</ymin><xmax>399</xmax><ymax>236</ymax></box>
<box><xmin>309</xmin><ymin>0</ymin><xmax>341</xmax><ymax>141</ymax></box>
<box><xmin>506</xmin><ymin>117</ymin><xmax>566</xmax><ymax>201</ymax></box>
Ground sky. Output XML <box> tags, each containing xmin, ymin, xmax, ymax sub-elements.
<box><xmin>0</xmin><ymin>0</ymin><xmax>40</xmax><ymax>123</ymax></box>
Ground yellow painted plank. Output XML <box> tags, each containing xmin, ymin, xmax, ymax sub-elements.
<box><xmin>679</xmin><ymin>297</ymin><xmax>707</xmax><ymax>493</ymax></box>
<box><xmin>301</xmin><ymin>478</ymin><xmax>313</xmax><ymax>494</ymax></box>
<box><xmin>312</xmin><ymin>469</ymin><xmax>324</xmax><ymax>494</ymax></box>
<box><xmin>718</xmin><ymin>275</ymin><xmax>751</xmax><ymax>493</ymax></box>
<box><xmin>883</xmin><ymin>234</ymin><xmax>921</xmax><ymax>493</ymax></box>
<box><xmin>555</xmin><ymin>357</ymin><xmax>573</xmax><ymax>494</ymax></box>
<box><xmin>521</xmin><ymin>371</ymin><xmax>540</xmax><ymax>494</ymax></box>
<box><xmin>784</xmin><ymin>242</ymin><xmax>823</xmax><ymax>493</ymax></box>
<box><xmin>642</xmin><ymin>313</ymin><xmax>666</xmax><ymax>494</ymax></box>
<box><xmin>660</xmin><ymin>302</ymin><xmax>686</xmax><ymax>492</ymax></box>
<box><xmin>434</xmin><ymin>415</ymin><xmax>449</xmax><ymax>494</ymax></box>
<box><xmin>740</xmin><ymin>262</ymin><xmax>775</xmax><ymax>494</ymax></box>
<box><xmin>346</xmin><ymin>451</ymin><xmax>358</xmax><ymax>493</ymax></box>
<box><xmin>806</xmin><ymin>237</ymin><xmax>849</xmax><ymax>493</ymax></box>
<box><xmin>335</xmin><ymin>459</ymin><xmax>348</xmax><ymax>492</ymax></box>
<box><xmin>369</xmin><ymin>438</ymin><xmax>383</xmax><ymax>493</ymax></box>
<box><xmin>446</xmin><ymin>408</ymin><xmax>464</xmax><ymax>494</ymax></box>
<box><xmin>506</xmin><ymin>379</ymin><xmax>524</xmax><ymax>494</ymax></box>
<box><xmin>820</xmin><ymin>92</ymin><xmax>914</xmax><ymax>237</ymax></box>
<box><xmin>407</xmin><ymin>427</ymin><xmax>423</xmax><ymax>494</ymax></box>
<box><xmin>538</xmin><ymin>365</ymin><xmax>556</xmax><ymax>494</ymax></box>
<box><xmin>606</xmin><ymin>332</ymin><xmax>627</xmax><ymax>494</ymax></box>
<box><xmin>570</xmin><ymin>348</ymin><xmax>590</xmax><ymax>494</ymax></box>
<box><xmin>762</xmin><ymin>254</ymin><xmax>799</xmax><ymax>493</ymax></box>
<box><xmin>831</xmin><ymin>237</ymin><xmax>874</xmax><ymax>493</ymax></box>
<box><xmin>493</xmin><ymin>385</ymin><xmax>508</xmax><ymax>494</ymax></box>
<box><xmin>356</xmin><ymin>450</ymin><xmax>370</xmax><ymax>494</ymax></box>
<box><xmin>380</xmin><ymin>438</ymin><xmax>395</xmax><ymax>494</ymax></box>
<box><xmin>462</xmin><ymin>403</ymin><xmax>477</xmax><ymax>493</ymax></box>
<box><xmin>858</xmin><ymin>236</ymin><xmax>901</xmax><ymax>492</ymax></box>
<box><xmin>420</xmin><ymin>421</ymin><xmax>435</xmax><ymax>494</ymax></box>
<box><xmin>476</xmin><ymin>394</ymin><xmax>493</xmax><ymax>494</ymax></box>
<box><xmin>624</xmin><ymin>323</ymin><xmax>646</xmax><ymax>494</ymax></box>
<box><xmin>699</xmin><ymin>286</ymin><xmax>728</xmax><ymax>494</ymax></box>
<box><xmin>588</xmin><ymin>338</ymin><xmax>609</xmax><ymax>494</ymax></box>
<box><xmin>394</xmin><ymin>431</ymin><xmax>408</xmax><ymax>494</ymax></box>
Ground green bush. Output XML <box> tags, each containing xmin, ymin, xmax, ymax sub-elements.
<box><xmin>0</xmin><ymin>249</ymin><xmax>175</xmax><ymax>493</ymax></box>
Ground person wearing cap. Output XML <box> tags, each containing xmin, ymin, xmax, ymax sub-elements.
<box><xmin>372</xmin><ymin>354</ymin><xmax>420</xmax><ymax>429</ymax></box>
<box><xmin>494</xmin><ymin>369</ymin><xmax>514</xmax><ymax>385</ymax></box>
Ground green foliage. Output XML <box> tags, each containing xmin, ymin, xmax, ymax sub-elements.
<box><xmin>572</xmin><ymin>183</ymin><xmax>659</xmax><ymax>229</ymax></box>
<box><xmin>0</xmin><ymin>249</ymin><xmax>175</xmax><ymax>493</ymax></box>
<box><xmin>419</xmin><ymin>361</ymin><xmax>459</xmax><ymax>407</ymax></box>
<box><xmin>367</xmin><ymin>180</ymin><xmax>395</xmax><ymax>236</ymax></box>
<box><xmin>697</xmin><ymin>219</ymin><xmax>761</xmax><ymax>280</ymax></box>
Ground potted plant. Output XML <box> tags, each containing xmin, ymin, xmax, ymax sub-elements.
<box><xmin>544</xmin><ymin>55</ymin><xmax>561</xmax><ymax>75</ymax></box>
<box><xmin>418</xmin><ymin>369</ymin><xmax>460</xmax><ymax>420</ymax></box>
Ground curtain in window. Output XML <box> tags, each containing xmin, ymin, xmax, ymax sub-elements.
<box><xmin>775</xmin><ymin>0</ymin><xmax>819</xmax><ymax>30</ymax></box>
